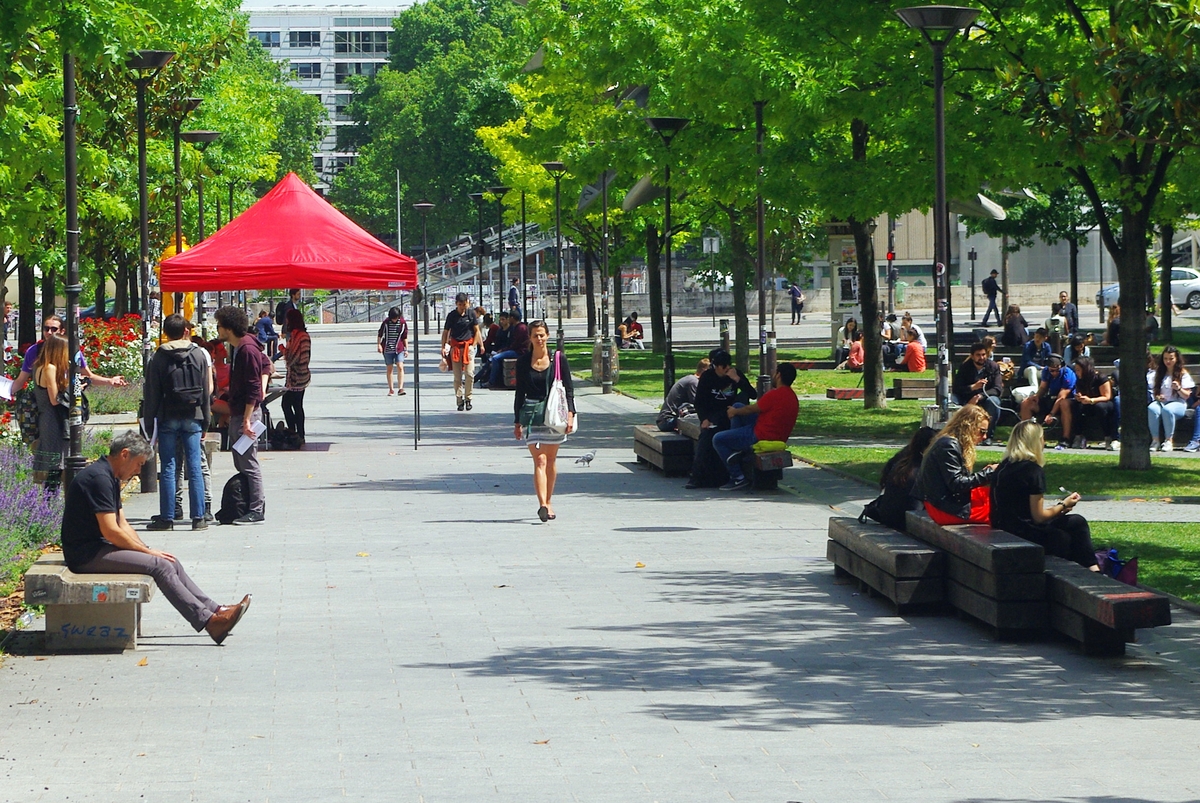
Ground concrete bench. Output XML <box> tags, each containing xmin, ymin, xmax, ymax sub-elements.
<box><xmin>827</xmin><ymin>517</ymin><xmax>945</xmax><ymax>611</ymax></box>
<box><xmin>1043</xmin><ymin>556</ymin><xmax>1172</xmax><ymax>656</ymax></box>
<box><xmin>23</xmin><ymin>553</ymin><xmax>155</xmax><ymax>651</ymax></box>
<box><xmin>633</xmin><ymin>424</ymin><xmax>694</xmax><ymax>475</ymax></box>
<box><xmin>906</xmin><ymin>510</ymin><xmax>1047</xmax><ymax>636</ymax></box>
<box><xmin>674</xmin><ymin>416</ymin><xmax>792</xmax><ymax>489</ymax></box>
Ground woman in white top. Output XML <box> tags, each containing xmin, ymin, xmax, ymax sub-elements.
<box><xmin>1147</xmin><ymin>345</ymin><xmax>1194</xmax><ymax>451</ymax></box>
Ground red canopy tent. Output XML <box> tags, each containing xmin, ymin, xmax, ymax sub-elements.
<box><xmin>159</xmin><ymin>172</ymin><xmax>417</xmax><ymax>291</ymax></box>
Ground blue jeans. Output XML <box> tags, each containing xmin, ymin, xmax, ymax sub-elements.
<box><xmin>159</xmin><ymin>417</ymin><xmax>205</xmax><ymax>520</ymax></box>
<box><xmin>711</xmin><ymin>406</ymin><xmax>758</xmax><ymax>481</ymax></box>
<box><xmin>488</xmin><ymin>349</ymin><xmax>518</xmax><ymax>386</ymax></box>
<box><xmin>1147</xmin><ymin>400</ymin><xmax>1187</xmax><ymax>441</ymax></box>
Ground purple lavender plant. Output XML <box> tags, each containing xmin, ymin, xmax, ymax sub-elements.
<box><xmin>0</xmin><ymin>443</ymin><xmax>64</xmax><ymax>581</ymax></box>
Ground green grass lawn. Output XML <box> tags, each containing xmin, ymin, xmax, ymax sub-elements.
<box><xmin>1092</xmin><ymin>523</ymin><xmax>1200</xmax><ymax>604</ymax></box>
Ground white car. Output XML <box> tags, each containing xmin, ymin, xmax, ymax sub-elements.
<box><xmin>1095</xmin><ymin>267</ymin><xmax>1200</xmax><ymax>310</ymax></box>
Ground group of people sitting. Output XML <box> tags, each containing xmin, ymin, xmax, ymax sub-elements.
<box><xmin>864</xmin><ymin>407</ymin><xmax>1100</xmax><ymax>572</ymax></box>
<box><xmin>474</xmin><ymin>308</ymin><xmax>532</xmax><ymax>389</ymax></box>
<box><xmin>836</xmin><ymin>313</ymin><xmax>928</xmax><ymax>373</ymax></box>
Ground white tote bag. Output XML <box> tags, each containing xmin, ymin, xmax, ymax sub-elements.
<box><xmin>543</xmin><ymin>351</ymin><xmax>570</xmax><ymax>434</ymax></box>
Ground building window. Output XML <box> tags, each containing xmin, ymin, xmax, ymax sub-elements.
<box><xmin>251</xmin><ymin>31</ymin><xmax>280</xmax><ymax>48</ymax></box>
<box><xmin>335</xmin><ymin>31</ymin><xmax>389</xmax><ymax>54</ymax></box>
<box><xmin>334</xmin><ymin>62</ymin><xmax>380</xmax><ymax>84</ymax></box>
<box><xmin>313</xmin><ymin>156</ymin><xmax>324</xmax><ymax>174</ymax></box>
<box><xmin>335</xmin><ymin>99</ymin><xmax>352</xmax><ymax>119</ymax></box>
<box><xmin>288</xmin><ymin>30</ymin><xmax>321</xmax><ymax>48</ymax></box>
<box><xmin>291</xmin><ymin>62</ymin><xmax>321</xmax><ymax>79</ymax></box>
<box><xmin>334</xmin><ymin>17</ymin><xmax>392</xmax><ymax>27</ymax></box>
<box><xmin>330</xmin><ymin>156</ymin><xmax>356</xmax><ymax>175</ymax></box>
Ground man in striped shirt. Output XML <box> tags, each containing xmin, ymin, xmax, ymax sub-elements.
<box><xmin>377</xmin><ymin>306</ymin><xmax>408</xmax><ymax>396</ymax></box>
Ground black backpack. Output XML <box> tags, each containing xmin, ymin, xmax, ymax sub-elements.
<box><xmin>215</xmin><ymin>472</ymin><xmax>251</xmax><ymax>525</ymax></box>
<box><xmin>162</xmin><ymin>346</ymin><xmax>206</xmax><ymax>416</ymax></box>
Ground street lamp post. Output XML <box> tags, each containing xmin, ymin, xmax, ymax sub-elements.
<box><xmin>171</xmin><ymin>97</ymin><xmax>203</xmax><ymax>314</ymax></box>
<box><xmin>646</xmin><ymin>116</ymin><xmax>690</xmax><ymax>396</ymax></box>
<box><xmin>126</xmin><ymin>50</ymin><xmax>174</xmax><ymax>372</ymax></box>
<box><xmin>521</xmin><ymin>191</ymin><xmax>528</xmax><ymax>318</ymax></box>
<box><xmin>541</xmin><ymin>162</ymin><xmax>569</xmax><ymax>351</ymax></box>
<box><xmin>488</xmin><ymin>185</ymin><xmax>511</xmax><ymax>309</ymax></box>
<box><xmin>61</xmin><ymin>51</ymin><xmax>86</xmax><ymax>488</ymax></box>
<box><xmin>600</xmin><ymin>170</ymin><xmax>613</xmax><ymax>393</ymax></box>
<box><xmin>896</xmin><ymin>4</ymin><xmax>979</xmax><ymax>421</ymax></box>
<box><xmin>967</xmin><ymin>246</ymin><xmax>978</xmax><ymax>321</ymax></box>
<box><xmin>469</xmin><ymin>191</ymin><xmax>487</xmax><ymax>308</ymax></box>
<box><xmin>413</xmin><ymin>200</ymin><xmax>436</xmax><ymax>449</ymax></box>
<box><xmin>180</xmin><ymin>129</ymin><xmax>221</xmax><ymax>329</ymax></box>
<box><xmin>703</xmin><ymin>230</ymin><xmax>721</xmax><ymax>328</ymax></box>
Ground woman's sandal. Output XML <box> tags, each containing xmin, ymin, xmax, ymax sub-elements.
<box><xmin>397</xmin><ymin>390</ymin><xmax>407</xmax><ymax>395</ymax></box>
<box><xmin>537</xmin><ymin>506</ymin><xmax>549</xmax><ymax>522</ymax></box>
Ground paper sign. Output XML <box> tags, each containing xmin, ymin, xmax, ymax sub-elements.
<box><xmin>0</xmin><ymin>377</ymin><xmax>13</xmax><ymax>401</ymax></box>
<box><xmin>125</xmin><ymin>588</ymin><xmax>141</xmax><ymax>600</ymax></box>
<box><xmin>232</xmin><ymin>420</ymin><xmax>268</xmax><ymax>454</ymax></box>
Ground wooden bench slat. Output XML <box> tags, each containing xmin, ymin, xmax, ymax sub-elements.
<box><xmin>827</xmin><ymin>541</ymin><xmax>944</xmax><ymax>607</ymax></box>
<box><xmin>945</xmin><ymin>556</ymin><xmax>1045</xmax><ymax>602</ymax></box>
<box><xmin>946</xmin><ymin>579</ymin><xmax>1048</xmax><ymax>631</ymax></box>
<box><xmin>1043</xmin><ymin>556</ymin><xmax>1172</xmax><ymax>631</ymax></box>
<box><xmin>906</xmin><ymin>512</ymin><xmax>1045</xmax><ymax>574</ymax></box>
<box><xmin>633</xmin><ymin>424</ymin><xmax>694</xmax><ymax>456</ymax></box>
<box><xmin>828</xmin><ymin>517</ymin><xmax>944</xmax><ymax>578</ymax></box>
<box><xmin>1048</xmin><ymin>604</ymin><xmax>1132</xmax><ymax>657</ymax></box>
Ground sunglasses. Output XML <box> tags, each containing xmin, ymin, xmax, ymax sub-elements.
<box><xmin>43</xmin><ymin>325</ymin><xmax>60</xmax><ymax>333</ymax></box>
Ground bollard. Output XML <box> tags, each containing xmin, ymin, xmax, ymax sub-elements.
<box><xmin>719</xmin><ymin>318</ymin><xmax>730</xmax><ymax>353</ymax></box>
<box><xmin>765</xmin><ymin>331</ymin><xmax>777</xmax><ymax>383</ymax></box>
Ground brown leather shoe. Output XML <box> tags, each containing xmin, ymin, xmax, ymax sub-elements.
<box><xmin>230</xmin><ymin>594</ymin><xmax>252</xmax><ymax>628</ymax></box>
<box><xmin>205</xmin><ymin>606</ymin><xmax>240</xmax><ymax>645</ymax></box>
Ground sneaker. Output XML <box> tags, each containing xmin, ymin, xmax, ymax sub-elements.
<box><xmin>232</xmin><ymin>511</ymin><xmax>265</xmax><ymax>526</ymax></box>
<box><xmin>1054</xmin><ymin>441</ymin><xmax>1068</xmax><ymax>451</ymax></box>
<box><xmin>719</xmin><ymin>477</ymin><xmax>751</xmax><ymax>491</ymax></box>
<box><xmin>1185</xmin><ymin>440</ymin><xmax>1200</xmax><ymax>453</ymax></box>
<box><xmin>204</xmin><ymin>510</ymin><xmax>214</xmax><ymax>523</ymax></box>
<box><xmin>192</xmin><ymin>518</ymin><xmax>209</xmax><ymax>531</ymax></box>
<box><xmin>465</xmin><ymin>399</ymin><xmax>473</xmax><ymax>411</ymax></box>
<box><xmin>1109</xmin><ymin>439</ymin><xmax>1121</xmax><ymax>451</ymax></box>
<box><xmin>1150</xmin><ymin>439</ymin><xmax>1161</xmax><ymax>451</ymax></box>
<box><xmin>174</xmin><ymin>504</ymin><xmax>184</xmax><ymax>521</ymax></box>
<box><xmin>146</xmin><ymin>517</ymin><xmax>173</xmax><ymax>531</ymax></box>
<box><xmin>1162</xmin><ymin>440</ymin><xmax>1173</xmax><ymax>453</ymax></box>
<box><xmin>457</xmin><ymin>398</ymin><xmax>465</xmax><ymax>411</ymax></box>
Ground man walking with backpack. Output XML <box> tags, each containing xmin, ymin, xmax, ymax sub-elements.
<box><xmin>215</xmin><ymin>306</ymin><xmax>271</xmax><ymax>525</ymax></box>
<box><xmin>143</xmin><ymin>314</ymin><xmax>212</xmax><ymax>531</ymax></box>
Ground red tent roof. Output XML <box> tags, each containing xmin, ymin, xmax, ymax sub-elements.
<box><xmin>159</xmin><ymin>172</ymin><xmax>417</xmax><ymax>292</ymax></box>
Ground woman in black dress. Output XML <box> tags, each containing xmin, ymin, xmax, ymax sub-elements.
<box><xmin>991</xmin><ymin>420</ymin><xmax>1099</xmax><ymax>569</ymax></box>
<box><xmin>513</xmin><ymin>321</ymin><xmax>576</xmax><ymax>521</ymax></box>
<box><xmin>32</xmin><ymin>334</ymin><xmax>70</xmax><ymax>492</ymax></box>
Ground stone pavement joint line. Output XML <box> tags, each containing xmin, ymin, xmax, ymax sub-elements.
<box><xmin>1</xmin><ymin>329</ymin><xmax>1198</xmax><ymax>802</ymax></box>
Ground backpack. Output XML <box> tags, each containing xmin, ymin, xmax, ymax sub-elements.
<box><xmin>161</xmin><ymin>346</ymin><xmax>206</xmax><ymax>416</ymax></box>
<box><xmin>215</xmin><ymin>472</ymin><xmax>251</xmax><ymax>525</ymax></box>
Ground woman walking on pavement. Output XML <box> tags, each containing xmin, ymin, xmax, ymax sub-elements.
<box><xmin>513</xmin><ymin>321</ymin><xmax>575</xmax><ymax>522</ymax></box>
<box><xmin>280</xmin><ymin>308</ymin><xmax>311</xmax><ymax>448</ymax></box>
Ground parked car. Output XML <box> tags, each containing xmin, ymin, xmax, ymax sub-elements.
<box><xmin>1095</xmin><ymin>267</ymin><xmax>1200</xmax><ymax>310</ymax></box>
<box><xmin>79</xmin><ymin>299</ymin><xmax>117</xmax><ymax>319</ymax></box>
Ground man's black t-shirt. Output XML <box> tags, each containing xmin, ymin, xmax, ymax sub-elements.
<box><xmin>61</xmin><ymin>457</ymin><xmax>121</xmax><ymax>571</ymax></box>
<box><xmin>443</xmin><ymin>309</ymin><xmax>478</xmax><ymax>341</ymax></box>
<box><xmin>990</xmin><ymin>459</ymin><xmax>1045</xmax><ymax>538</ymax></box>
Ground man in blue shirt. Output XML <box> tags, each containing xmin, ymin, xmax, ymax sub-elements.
<box><xmin>1019</xmin><ymin>355</ymin><xmax>1077</xmax><ymax>448</ymax></box>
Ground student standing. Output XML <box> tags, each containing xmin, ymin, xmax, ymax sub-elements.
<box><xmin>513</xmin><ymin>321</ymin><xmax>575</xmax><ymax>522</ymax></box>
<box><xmin>214</xmin><ymin>306</ymin><xmax>271</xmax><ymax>525</ymax></box>
<box><xmin>377</xmin><ymin>307</ymin><xmax>408</xmax><ymax>396</ymax></box>
<box><xmin>441</xmin><ymin>293</ymin><xmax>483</xmax><ymax>411</ymax></box>
<box><xmin>281</xmin><ymin>309</ymin><xmax>311</xmax><ymax>447</ymax></box>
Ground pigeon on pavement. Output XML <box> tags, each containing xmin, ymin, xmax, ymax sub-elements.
<box><xmin>575</xmin><ymin>451</ymin><xmax>596</xmax><ymax>467</ymax></box>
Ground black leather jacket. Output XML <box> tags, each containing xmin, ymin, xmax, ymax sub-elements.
<box><xmin>916</xmin><ymin>436</ymin><xmax>994</xmax><ymax>520</ymax></box>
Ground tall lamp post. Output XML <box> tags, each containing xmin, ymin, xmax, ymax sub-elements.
<box><xmin>180</xmin><ymin>129</ymin><xmax>221</xmax><ymax>328</ymax></box>
<box><xmin>646</xmin><ymin>116</ymin><xmax>690</xmax><ymax>395</ymax></box>
<box><xmin>967</xmin><ymin>246</ymin><xmax>978</xmax><ymax>321</ymax></box>
<box><xmin>413</xmin><ymin>200</ymin><xmax>436</xmax><ymax>449</ymax></box>
<box><xmin>541</xmin><ymin>162</ymin><xmax>569</xmax><ymax>351</ymax></box>
<box><xmin>488</xmin><ymin>185</ymin><xmax>512</xmax><ymax>308</ymax></box>
<box><xmin>468</xmin><ymin>191</ymin><xmax>487</xmax><ymax>308</ymax></box>
<box><xmin>703</xmin><ymin>230</ymin><xmax>721</xmax><ymax>328</ymax></box>
<box><xmin>126</xmin><ymin>50</ymin><xmax>174</xmax><ymax>371</ymax></box>
<box><xmin>171</xmin><ymin>97</ymin><xmax>203</xmax><ymax>314</ymax></box>
<box><xmin>61</xmin><ymin>51</ymin><xmax>86</xmax><ymax>488</ymax></box>
<box><xmin>896</xmin><ymin>4</ymin><xmax>979</xmax><ymax>421</ymax></box>
<box><xmin>600</xmin><ymin>170</ymin><xmax>613</xmax><ymax>393</ymax></box>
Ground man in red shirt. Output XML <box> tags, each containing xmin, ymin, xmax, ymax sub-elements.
<box><xmin>712</xmin><ymin>363</ymin><xmax>798</xmax><ymax>490</ymax></box>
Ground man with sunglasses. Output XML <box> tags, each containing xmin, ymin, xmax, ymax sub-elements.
<box><xmin>1018</xmin><ymin>354</ymin><xmax>1077</xmax><ymax>449</ymax></box>
<box><xmin>10</xmin><ymin>315</ymin><xmax>129</xmax><ymax>394</ymax></box>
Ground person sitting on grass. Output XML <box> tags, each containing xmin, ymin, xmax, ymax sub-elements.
<box><xmin>896</xmin><ymin>326</ymin><xmax>926</xmax><ymax>372</ymax></box>
<box><xmin>861</xmin><ymin>426</ymin><xmax>937</xmax><ymax>532</ymax></box>
<box><xmin>990</xmin><ymin>420</ymin><xmax>1100</xmax><ymax>571</ymax></box>
<box><xmin>1018</xmin><ymin>354</ymin><xmax>1076</xmax><ymax>450</ymax></box>
<box><xmin>917</xmin><ymin>405</ymin><xmax>996</xmax><ymax>525</ymax></box>
<box><xmin>712</xmin><ymin>363</ymin><xmax>798</xmax><ymax>491</ymax></box>
<box><xmin>836</xmin><ymin>331</ymin><xmax>864</xmax><ymax>372</ymax></box>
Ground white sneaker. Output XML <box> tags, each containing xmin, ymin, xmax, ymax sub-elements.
<box><xmin>1110</xmin><ymin>439</ymin><xmax>1120</xmax><ymax>451</ymax></box>
<box><xmin>1162</xmin><ymin>440</ymin><xmax>1174</xmax><ymax>453</ymax></box>
<box><xmin>1151</xmin><ymin>439</ymin><xmax>1161</xmax><ymax>451</ymax></box>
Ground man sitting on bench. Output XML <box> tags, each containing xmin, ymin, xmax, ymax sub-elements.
<box><xmin>712</xmin><ymin>363</ymin><xmax>798</xmax><ymax>491</ymax></box>
<box><xmin>61</xmin><ymin>430</ymin><xmax>252</xmax><ymax>645</ymax></box>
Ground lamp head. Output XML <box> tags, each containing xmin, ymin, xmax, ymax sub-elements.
<box><xmin>468</xmin><ymin>192</ymin><xmax>486</xmax><ymax>204</ymax></box>
<box><xmin>895</xmin><ymin>5</ymin><xmax>980</xmax><ymax>40</ymax></box>
<box><xmin>126</xmin><ymin>50</ymin><xmax>175</xmax><ymax>73</ymax></box>
<box><xmin>541</xmin><ymin>161</ymin><xmax>568</xmax><ymax>179</ymax></box>
<box><xmin>180</xmin><ymin>130</ymin><xmax>221</xmax><ymax>151</ymax></box>
<box><xmin>487</xmin><ymin>185</ymin><xmax>512</xmax><ymax>198</ymax></box>
<box><xmin>412</xmin><ymin>200</ymin><xmax>435</xmax><ymax>214</ymax></box>
<box><xmin>646</xmin><ymin>116</ymin><xmax>690</xmax><ymax>146</ymax></box>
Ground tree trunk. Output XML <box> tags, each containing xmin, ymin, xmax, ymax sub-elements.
<box><xmin>849</xmin><ymin>216</ymin><xmax>885</xmax><ymax>409</ymax></box>
<box><xmin>1114</xmin><ymin>211</ymin><xmax>1151</xmax><ymax>470</ymax></box>
<box><xmin>1160</xmin><ymin>223</ymin><xmax>1173</xmax><ymax>343</ymax></box>
<box><xmin>584</xmin><ymin>247</ymin><xmax>596</xmax><ymax>338</ymax></box>
<box><xmin>94</xmin><ymin>239</ymin><xmax>106</xmax><ymax>320</ymax></box>
<box><xmin>42</xmin><ymin>264</ymin><xmax>55</xmax><ymax>318</ymax></box>
<box><xmin>114</xmin><ymin>262</ymin><xmax>128</xmax><ymax>317</ymax></box>
<box><xmin>645</xmin><ymin>221</ymin><xmax>665</xmax><ymax>355</ymax></box>
<box><xmin>18</xmin><ymin>255</ymin><xmax>37</xmax><ymax>346</ymax></box>
<box><xmin>1000</xmin><ymin>234</ymin><xmax>1010</xmax><ymax>302</ymax></box>
<box><xmin>128</xmin><ymin>259</ymin><xmax>140</xmax><ymax>313</ymax></box>
<box><xmin>1068</xmin><ymin>234</ymin><xmax>1079</xmax><ymax>310</ymax></box>
<box><xmin>727</xmin><ymin>208</ymin><xmax>751</xmax><ymax>374</ymax></box>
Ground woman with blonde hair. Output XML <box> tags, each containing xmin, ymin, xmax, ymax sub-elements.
<box><xmin>32</xmin><ymin>334</ymin><xmax>70</xmax><ymax>491</ymax></box>
<box><xmin>916</xmin><ymin>404</ymin><xmax>996</xmax><ymax>524</ymax></box>
<box><xmin>991</xmin><ymin>420</ymin><xmax>1099</xmax><ymax>570</ymax></box>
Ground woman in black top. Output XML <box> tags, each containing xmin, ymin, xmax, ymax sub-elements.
<box><xmin>862</xmin><ymin>426</ymin><xmax>937</xmax><ymax>531</ymax></box>
<box><xmin>513</xmin><ymin>321</ymin><xmax>576</xmax><ymax>522</ymax></box>
<box><xmin>991</xmin><ymin>420</ymin><xmax>1099</xmax><ymax>569</ymax></box>
<box><xmin>1000</xmin><ymin>304</ymin><xmax>1029</xmax><ymax>348</ymax></box>
<box><xmin>1066</xmin><ymin>356</ymin><xmax>1116</xmax><ymax>448</ymax></box>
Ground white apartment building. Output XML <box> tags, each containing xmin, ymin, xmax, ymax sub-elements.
<box><xmin>243</xmin><ymin>2</ymin><xmax>416</xmax><ymax>191</ymax></box>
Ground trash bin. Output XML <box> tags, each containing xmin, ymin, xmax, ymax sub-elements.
<box><xmin>895</xmin><ymin>281</ymin><xmax>908</xmax><ymax>305</ymax></box>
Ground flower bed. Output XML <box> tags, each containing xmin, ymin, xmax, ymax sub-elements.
<box><xmin>81</xmin><ymin>314</ymin><xmax>143</xmax><ymax>382</ymax></box>
<box><xmin>0</xmin><ymin>443</ymin><xmax>63</xmax><ymax>596</ymax></box>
